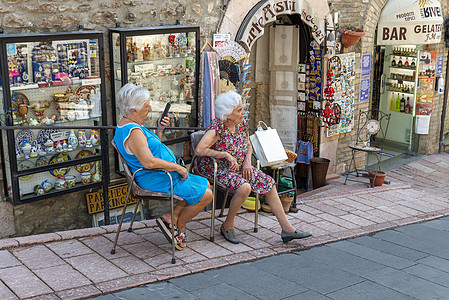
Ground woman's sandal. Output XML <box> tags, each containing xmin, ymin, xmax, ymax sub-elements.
<box><xmin>156</xmin><ymin>218</ymin><xmax>186</xmax><ymax>251</ymax></box>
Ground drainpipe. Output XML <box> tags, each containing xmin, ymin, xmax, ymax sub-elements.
<box><xmin>438</xmin><ymin>50</ymin><xmax>449</xmax><ymax>153</ymax></box>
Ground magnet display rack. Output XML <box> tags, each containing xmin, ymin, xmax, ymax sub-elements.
<box><xmin>0</xmin><ymin>31</ymin><xmax>109</xmax><ymax>205</ymax></box>
<box><xmin>109</xmin><ymin>25</ymin><xmax>200</xmax><ymax>174</ymax></box>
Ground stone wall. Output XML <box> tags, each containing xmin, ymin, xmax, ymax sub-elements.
<box><xmin>0</xmin><ymin>0</ymin><xmax>223</xmax><ymax>238</ymax></box>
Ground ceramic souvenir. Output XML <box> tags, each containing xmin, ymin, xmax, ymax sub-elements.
<box><xmin>29</xmin><ymin>143</ymin><xmax>38</xmax><ymax>158</ymax></box>
<box><xmin>54</xmin><ymin>177</ymin><xmax>67</xmax><ymax>190</ymax></box>
<box><xmin>78</xmin><ymin>130</ymin><xmax>87</xmax><ymax>147</ymax></box>
<box><xmin>65</xmin><ymin>175</ymin><xmax>76</xmax><ymax>188</ymax></box>
<box><xmin>90</xmin><ymin>88</ymin><xmax>102</xmax><ymax>118</ymax></box>
<box><xmin>81</xmin><ymin>172</ymin><xmax>91</xmax><ymax>185</ymax></box>
<box><xmin>28</xmin><ymin>118</ymin><xmax>39</xmax><ymax>126</ymax></box>
<box><xmin>16</xmin><ymin>148</ymin><xmax>23</xmax><ymax>160</ymax></box>
<box><xmin>76</xmin><ymin>98</ymin><xmax>89</xmax><ymax>120</ymax></box>
<box><xmin>67</xmin><ymin>111</ymin><xmax>76</xmax><ymax>122</ymax></box>
<box><xmin>41</xmin><ymin>180</ymin><xmax>53</xmax><ymax>192</ymax></box>
<box><xmin>21</xmin><ymin>140</ymin><xmax>31</xmax><ymax>159</ymax></box>
<box><xmin>44</xmin><ymin>138</ymin><xmax>54</xmax><ymax>153</ymax></box>
<box><xmin>34</xmin><ymin>185</ymin><xmax>45</xmax><ymax>195</ymax></box>
<box><xmin>90</xmin><ymin>129</ymin><xmax>100</xmax><ymax>146</ymax></box>
<box><xmin>92</xmin><ymin>161</ymin><xmax>102</xmax><ymax>182</ymax></box>
<box><xmin>68</xmin><ymin>130</ymin><xmax>78</xmax><ymax>148</ymax></box>
<box><xmin>55</xmin><ymin>140</ymin><xmax>63</xmax><ymax>153</ymax></box>
<box><xmin>37</xmin><ymin>143</ymin><xmax>46</xmax><ymax>156</ymax></box>
<box><xmin>85</xmin><ymin>137</ymin><xmax>93</xmax><ymax>148</ymax></box>
<box><xmin>62</xmin><ymin>140</ymin><xmax>68</xmax><ymax>152</ymax></box>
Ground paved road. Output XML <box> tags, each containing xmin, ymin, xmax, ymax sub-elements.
<box><xmin>89</xmin><ymin>216</ymin><xmax>449</xmax><ymax>300</ymax></box>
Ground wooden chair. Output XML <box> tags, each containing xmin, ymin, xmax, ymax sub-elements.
<box><xmin>189</xmin><ymin>131</ymin><xmax>260</xmax><ymax>233</ymax></box>
<box><xmin>110</xmin><ymin>140</ymin><xmax>182</xmax><ymax>264</ymax></box>
<box><xmin>344</xmin><ymin>109</ymin><xmax>391</xmax><ymax>187</ymax></box>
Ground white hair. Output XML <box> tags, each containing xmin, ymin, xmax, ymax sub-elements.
<box><xmin>214</xmin><ymin>91</ymin><xmax>242</xmax><ymax>121</ymax></box>
<box><xmin>116</xmin><ymin>83</ymin><xmax>150</xmax><ymax>116</ymax></box>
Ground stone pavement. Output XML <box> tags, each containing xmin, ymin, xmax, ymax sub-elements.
<box><xmin>1</xmin><ymin>152</ymin><xmax>449</xmax><ymax>299</ymax></box>
<box><xmin>91</xmin><ymin>216</ymin><xmax>449</xmax><ymax>300</ymax></box>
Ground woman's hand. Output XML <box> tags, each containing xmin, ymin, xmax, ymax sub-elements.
<box><xmin>225</xmin><ymin>152</ymin><xmax>239</xmax><ymax>172</ymax></box>
<box><xmin>157</xmin><ymin>116</ymin><xmax>170</xmax><ymax>132</ymax></box>
<box><xmin>176</xmin><ymin>165</ymin><xmax>189</xmax><ymax>181</ymax></box>
<box><xmin>242</xmin><ymin>160</ymin><xmax>253</xmax><ymax>180</ymax></box>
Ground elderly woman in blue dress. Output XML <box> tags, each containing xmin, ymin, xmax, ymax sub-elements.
<box><xmin>195</xmin><ymin>91</ymin><xmax>311</xmax><ymax>244</ymax></box>
<box><xmin>114</xmin><ymin>83</ymin><xmax>213</xmax><ymax>250</ymax></box>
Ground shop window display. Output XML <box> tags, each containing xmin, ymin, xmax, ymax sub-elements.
<box><xmin>109</xmin><ymin>26</ymin><xmax>200</xmax><ymax>171</ymax></box>
<box><xmin>0</xmin><ymin>31</ymin><xmax>107</xmax><ymax>205</ymax></box>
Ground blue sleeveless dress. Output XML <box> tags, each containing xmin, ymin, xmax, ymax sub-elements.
<box><xmin>114</xmin><ymin>123</ymin><xmax>207</xmax><ymax>205</ymax></box>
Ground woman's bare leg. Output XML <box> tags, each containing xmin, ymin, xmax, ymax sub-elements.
<box><xmin>265</xmin><ymin>186</ymin><xmax>296</xmax><ymax>233</ymax></box>
<box><xmin>176</xmin><ymin>187</ymin><xmax>213</xmax><ymax>233</ymax></box>
<box><xmin>223</xmin><ymin>183</ymin><xmax>251</xmax><ymax>230</ymax></box>
<box><xmin>161</xmin><ymin>201</ymin><xmax>186</xmax><ymax>226</ymax></box>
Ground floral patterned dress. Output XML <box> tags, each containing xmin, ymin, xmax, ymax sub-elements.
<box><xmin>198</xmin><ymin>119</ymin><xmax>275</xmax><ymax>194</ymax></box>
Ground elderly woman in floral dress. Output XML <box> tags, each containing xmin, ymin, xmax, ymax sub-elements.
<box><xmin>195</xmin><ymin>91</ymin><xmax>312</xmax><ymax>244</ymax></box>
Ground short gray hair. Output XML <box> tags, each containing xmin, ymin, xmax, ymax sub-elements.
<box><xmin>116</xmin><ymin>83</ymin><xmax>150</xmax><ymax>116</ymax></box>
<box><xmin>215</xmin><ymin>91</ymin><xmax>241</xmax><ymax>121</ymax></box>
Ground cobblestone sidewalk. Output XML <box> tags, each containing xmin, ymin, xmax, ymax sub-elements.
<box><xmin>1</xmin><ymin>153</ymin><xmax>449</xmax><ymax>299</ymax></box>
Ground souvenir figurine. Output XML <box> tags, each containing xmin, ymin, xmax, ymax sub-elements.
<box><xmin>21</xmin><ymin>140</ymin><xmax>32</xmax><ymax>159</ymax></box>
<box><xmin>78</xmin><ymin>130</ymin><xmax>87</xmax><ymax>147</ymax></box>
<box><xmin>90</xmin><ymin>129</ymin><xmax>100</xmax><ymax>146</ymax></box>
<box><xmin>90</xmin><ymin>88</ymin><xmax>102</xmax><ymax>118</ymax></box>
<box><xmin>62</xmin><ymin>140</ymin><xmax>68</xmax><ymax>152</ymax></box>
<box><xmin>55</xmin><ymin>140</ymin><xmax>63</xmax><ymax>153</ymax></box>
<box><xmin>44</xmin><ymin>138</ymin><xmax>54</xmax><ymax>153</ymax></box>
<box><xmin>76</xmin><ymin>98</ymin><xmax>89</xmax><ymax>120</ymax></box>
<box><xmin>28</xmin><ymin>117</ymin><xmax>39</xmax><ymax>126</ymax></box>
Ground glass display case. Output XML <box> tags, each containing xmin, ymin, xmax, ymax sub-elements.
<box><xmin>0</xmin><ymin>31</ymin><xmax>109</xmax><ymax>205</ymax></box>
<box><xmin>109</xmin><ymin>26</ymin><xmax>200</xmax><ymax>172</ymax></box>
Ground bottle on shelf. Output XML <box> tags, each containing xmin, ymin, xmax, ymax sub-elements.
<box><xmin>404</xmin><ymin>59</ymin><xmax>409</xmax><ymax>68</ymax></box>
<box><xmin>400</xmin><ymin>94</ymin><xmax>405</xmax><ymax>112</ymax></box>
<box><xmin>411</xmin><ymin>58</ymin><xmax>416</xmax><ymax>68</ymax></box>
<box><xmin>398</xmin><ymin>57</ymin><xmax>403</xmax><ymax>67</ymax></box>
<box><xmin>395</xmin><ymin>93</ymin><xmax>401</xmax><ymax>112</ymax></box>
<box><xmin>390</xmin><ymin>93</ymin><xmax>396</xmax><ymax>111</ymax></box>
<box><xmin>405</xmin><ymin>97</ymin><xmax>411</xmax><ymax>114</ymax></box>
<box><xmin>392</xmin><ymin>56</ymin><xmax>397</xmax><ymax>67</ymax></box>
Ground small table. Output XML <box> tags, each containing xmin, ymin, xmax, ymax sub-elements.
<box><xmin>264</xmin><ymin>162</ymin><xmax>297</xmax><ymax>209</ymax></box>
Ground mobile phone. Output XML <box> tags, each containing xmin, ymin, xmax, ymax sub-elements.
<box><xmin>159</xmin><ymin>102</ymin><xmax>171</xmax><ymax>124</ymax></box>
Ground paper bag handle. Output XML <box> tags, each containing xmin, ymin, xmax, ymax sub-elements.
<box><xmin>257</xmin><ymin>121</ymin><xmax>270</xmax><ymax>130</ymax></box>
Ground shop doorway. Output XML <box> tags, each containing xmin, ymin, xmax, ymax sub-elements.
<box><xmin>249</xmin><ymin>15</ymin><xmax>321</xmax><ymax>155</ymax></box>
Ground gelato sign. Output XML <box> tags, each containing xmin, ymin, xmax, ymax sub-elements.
<box><xmin>238</xmin><ymin>0</ymin><xmax>326</xmax><ymax>50</ymax></box>
<box><xmin>377</xmin><ymin>0</ymin><xmax>443</xmax><ymax>45</ymax></box>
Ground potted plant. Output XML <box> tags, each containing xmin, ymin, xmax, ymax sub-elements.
<box><xmin>339</xmin><ymin>26</ymin><xmax>365</xmax><ymax>47</ymax></box>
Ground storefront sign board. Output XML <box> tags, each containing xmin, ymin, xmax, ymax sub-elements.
<box><xmin>377</xmin><ymin>0</ymin><xmax>443</xmax><ymax>45</ymax></box>
<box><xmin>239</xmin><ymin>0</ymin><xmax>326</xmax><ymax>50</ymax></box>
<box><xmin>86</xmin><ymin>184</ymin><xmax>138</xmax><ymax>214</ymax></box>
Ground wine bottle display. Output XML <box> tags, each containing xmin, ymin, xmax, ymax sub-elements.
<box><xmin>396</xmin><ymin>93</ymin><xmax>401</xmax><ymax>112</ymax></box>
<box><xmin>400</xmin><ymin>94</ymin><xmax>405</xmax><ymax>112</ymax></box>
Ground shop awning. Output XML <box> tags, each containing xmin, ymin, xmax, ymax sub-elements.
<box><xmin>377</xmin><ymin>0</ymin><xmax>443</xmax><ymax>45</ymax></box>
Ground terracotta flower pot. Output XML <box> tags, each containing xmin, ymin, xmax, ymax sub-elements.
<box><xmin>339</xmin><ymin>28</ymin><xmax>365</xmax><ymax>47</ymax></box>
<box><xmin>368</xmin><ymin>170</ymin><xmax>386</xmax><ymax>187</ymax></box>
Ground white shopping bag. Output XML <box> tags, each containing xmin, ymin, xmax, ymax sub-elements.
<box><xmin>250</xmin><ymin>121</ymin><xmax>287</xmax><ymax>167</ymax></box>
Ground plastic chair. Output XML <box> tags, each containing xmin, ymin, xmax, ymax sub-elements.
<box><xmin>344</xmin><ymin>109</ymin><xmax>391</xmax><ymax>187</ymax></box>
<box><xmin>189</xmin><ymin>130</ymin><xmax>260</xmax><ymax>233</ymax></box>
<box><xmin>111</xmin><ymin>140</ymin><xmax>182</xmax><ymax>264</ymax></box>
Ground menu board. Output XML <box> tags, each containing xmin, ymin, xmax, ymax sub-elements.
<box><xmin>415</xmin><ymin>50</ymin><xmax>436</xmax><ymax>116</ymax></box>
